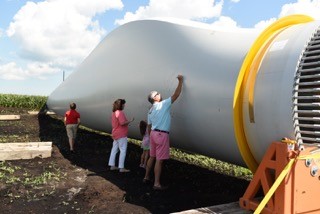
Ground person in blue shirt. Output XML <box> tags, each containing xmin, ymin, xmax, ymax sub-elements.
<box><xmin>143</xmin><ymin>75</ymin><xmax>183</xmax><ymax>190</ymax></box>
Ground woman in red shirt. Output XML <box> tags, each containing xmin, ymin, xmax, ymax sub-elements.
<box><xmin>64</xmin><ymin>103</ymin><xmax>81</xmax><ymax>152</ymax></box>
<box><xmin>108</xmin><ymin>99</ymin><xmax>134</xmax><ymax>172</ymax></box>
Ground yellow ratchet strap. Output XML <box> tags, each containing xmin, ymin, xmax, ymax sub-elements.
<box><xmin>254</xmin><ymin>152</ymin><xmax>320</xmax><ymax>213</ymax></box>
<box><xmin>254</xmin><ymin>158</ymin><xmax>295</xmax><ymax>214</ymax></box>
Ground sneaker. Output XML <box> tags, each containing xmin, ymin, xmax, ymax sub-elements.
<box><xmin>119</xmin><ymin>168</ymin><xmax>130</xmax><ymax>173</ymax></box>
<box><xmin>110</xmin><ymin>166</ymin><xmax>119</xmax><ymax>171</ymax></box>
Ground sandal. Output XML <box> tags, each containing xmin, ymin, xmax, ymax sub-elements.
<box><xmin>143</xmin><ymin>178</ymin><xmax>151</xmax><ymax>184</ymax></box>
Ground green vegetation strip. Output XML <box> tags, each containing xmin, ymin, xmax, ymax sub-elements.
<box><xmin>170</xmin><ymin>148</ymin><xmax>253</xmax><ymax>180</ymax></box>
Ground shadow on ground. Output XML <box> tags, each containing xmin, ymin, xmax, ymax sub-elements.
<box><xmin>37</xmin><ymin>110</ymin><xmax>249</xmax><ymax>213</ymax></box>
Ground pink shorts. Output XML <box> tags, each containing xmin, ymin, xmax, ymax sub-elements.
<box><xmin>149</xmin><ymin>130</ymin><xmax>170</xmax><ymax>160</ymax></box>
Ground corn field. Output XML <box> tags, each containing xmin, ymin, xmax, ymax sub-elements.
<box><xmin>0</xmin><ymin>94</ymin><xmax>47</xmax><ymax>110</ymax></box>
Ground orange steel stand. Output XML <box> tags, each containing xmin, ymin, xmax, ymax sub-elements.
<box><xmin>239</xmin><ymin>141</ymin><xmax>320</xmax><ymax>214</ymax></box>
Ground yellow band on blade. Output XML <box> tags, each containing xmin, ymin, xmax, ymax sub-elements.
<box><xmin>233</xmin><ymin>14</ymin><xmax>314</xmax><ymax>172</ymax></box>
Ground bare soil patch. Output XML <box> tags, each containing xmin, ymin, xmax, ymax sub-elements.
<box><xmin>0</xmin><ymin>106</ymin><xmax>249</xmax><ymax>213</ymax></box>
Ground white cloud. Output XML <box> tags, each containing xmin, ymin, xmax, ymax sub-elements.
<box><xmin>115</xmin><ymin>0</ymin><xmax>223</xmax><ymax>25</ymax></box>
<box><xmin>279</xmin><ymin>0</ymin><xmax>320</xmax><ymax>20</ymax></box>
<box><xmin>0</xmin><ymin>62</ymin><xmax>25</xmax><ymax>80</ymax></box>
<box><xmin>250</xmin><ymin>0</ymin><xmax>320</xmax><ymax>31</ymax></box>
<box><xmin>26</xmin><ymin>62</ymin><xmax>60</xmax><ymax>80</ymax></box>
<box><xmin>210</xmin><ymin>16</ymin><xmax>239</xmax><ymax>29</ymax></box>
<box><xmin>0</xmin><ymin>61</ymin><xmax>60</xmax><ymax>80</ymax></box>
<box><xmin>204</xmin><ymin>1</ymin><xmax>320</xmax><ymax>40</ymax></box>
<box><xmin>5</xmin><ymin>0</ymin><xmax>123</xmax><ymax>79</ymax></box>
<box><xmin>254</xmin><ymin>18</ymin><xmax>277</xmax><ymax>30</ymax></box>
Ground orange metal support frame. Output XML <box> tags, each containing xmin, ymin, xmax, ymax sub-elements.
<box><xmin>239</xmin><ymin>141</ymin><xmax>320</xmax><ymax>213</ymax></box>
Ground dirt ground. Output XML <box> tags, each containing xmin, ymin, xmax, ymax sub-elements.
<box><xmin>0</xmin><ymin>106</ymin><xmax>250</xmax><ymax>214</ymax></box>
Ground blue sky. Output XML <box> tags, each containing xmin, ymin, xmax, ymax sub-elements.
<box><xmin>0</xmin><ymin>0</ymin><xmax>320</xmax><ymax>96</ymax></box>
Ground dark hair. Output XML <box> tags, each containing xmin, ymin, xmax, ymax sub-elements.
<box><xmin>70</xmin><ymin>103</ymin><xmax>76</xmax><ymax>110</ymax></box>
<box><xmin>112</xmin><ymin>99</ymin><xmax>126</xmax><ymax>112</ymax></box>
<box><xmin>139</xmin><ymin>120</ymin><xmax>147</xmax><ymax>136</ymax></box>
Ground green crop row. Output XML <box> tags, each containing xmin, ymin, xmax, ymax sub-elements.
<box><xmin>0</xmin><ymin>94</ymin><xmax>48</xmax><ymax>110</ymax></box>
